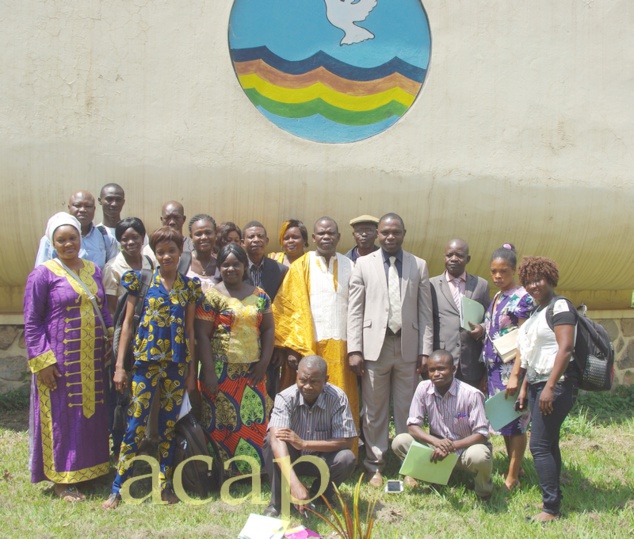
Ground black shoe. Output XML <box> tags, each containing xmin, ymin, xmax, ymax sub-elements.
<box><xmin>263</xmin><ymin>503</ymin><xmax>280</xmax><ymax>517</ymax></box>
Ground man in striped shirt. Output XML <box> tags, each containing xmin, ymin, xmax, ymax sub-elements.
<box><xmin>263</xmin><ymin>355</ymin><xmax>357</xmax><ymax>517</ymax></box>
<box><xmin>392</xmin><ymin>350</ymin><xmax>493</xmax><ymax>498</ymax></box>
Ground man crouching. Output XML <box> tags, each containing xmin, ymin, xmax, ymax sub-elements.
<box><xmin>263</xmin><ymin>355</ymin><xmax>357</xmax><ymax>518</ymax></box>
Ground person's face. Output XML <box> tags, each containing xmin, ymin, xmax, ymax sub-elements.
<box><xmin>161</xmin><ymin>204</ymin><xmax>186</xmax><ymax>232</ymax></box>
<box><xmin>243</xmin><ymin>226</ymin><xmax>269</xmax><ymax>260</ymax></box>
<box><xmin>98</xmin><ymin>186</ymin><xmax>125</xmax><ymax>219</ymax></box>
<box><xmin>191</xmin><ymin>220</ymin><xmax>216</xmax><ymax>255</ymax></box>
<box><xmin>68</xmin><ymin>193</ymin><xmax>96</xmax><ymax>227</ymax></box>
<box><xmin>227</xmin><ymin>231</ymin><xmax>241</xmax><ymax>245</ymax></box>
<box><xmin>525</xmin><ymin>276</ymin><xmax>554</xmax><ymax>305</ymax></box>
<box><xmin>377</xmin><ymin>217</ymin><xmax>405</xmax><ymax>254</ymax></box>
<box><xmin>282</xmin><ymin>226</ymin><xmax>305</xmax><ymax>257</ymax></box>
<box><xmin>444</xmin><ymin>242</ymin><xmax>470</xmax><ymax>278</ymax></box>
<box><xmin>490</xmin><ymin>258</ymin><xmax>515</xmax><ymax>292</ymax></box>
<box><xmin>53</xmin><ymin>225</ymin><xmax>81</xmax><ymax>262</ymax></box>
<box><xmin>428</xmin><ymin>356</ymin><xmax>455</xmax><ymax>392</ymax></box>
<box><xmin>296</xmin><ymin>365</ymin><xmax>327</xmax><ymax>405</ymax></box>
<box><xmin>219</xmin><ymin>252</ymin><xmax>245</xmax><ymax>285</ymax></box>
<box><xmin>352</xmin><ymin>224</ymin><xmax>378</xmax><ymax>250</ymax></box>
<box><xmin>154</xmin><ymin>240</ymin><xmax>182</xmax><ymax>271</ymax></box>
<box><xmin>312</xmin><ymin>220</ymin><xmax>340</xmax><ymax>258</ymax></box>
<box><xmin>119</xmin><ymin>227</ymin><xmax>144</xmax><ymax>259</ymax></box>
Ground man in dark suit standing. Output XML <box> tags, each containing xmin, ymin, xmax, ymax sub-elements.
<box><xmin>430</xmin><ymin>239</ymin><xmax>490</xmax><ymax>389</ymax></box>
<box><xmin>347</xmin><ymin>213</ymin><xmax>433</xmax><ymax>488</ymax></box>
<box><xmin>243</xmin><ymin>221</ymin><xmax>289</xmax><ymax>399</ymax></box>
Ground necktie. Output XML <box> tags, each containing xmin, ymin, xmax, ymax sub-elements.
<box><xmin>452</xmin><ymin>278</ymin><xmax>462</xmax><ymax>310</ymax></box>
<box><xmin>388</xmin><ymin>256</ymin><xmax>402</xmax><ymax>333</ymax></box>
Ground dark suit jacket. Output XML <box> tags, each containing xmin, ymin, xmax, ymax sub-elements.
<box><xmin>430</xmin><ymin>273</ymin><xmax>490</xmax><ymax>382</ymax></box>
<box><xmin>247</xmin><ymin>257</ymin><xmax>288</xmax><ymax>301</ymax></box>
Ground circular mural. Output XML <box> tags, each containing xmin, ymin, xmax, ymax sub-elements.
<box><xmin>229</xmin><ymin>0</ymin><xmax>431</xmax><ymax>144</ymax></box>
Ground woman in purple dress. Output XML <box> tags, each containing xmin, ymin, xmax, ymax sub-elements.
<box><xmin>482</xmin><ymin>244</ymin><xmax>535</xmax><ymax>491</ymax></box>
<box><xmin>23</xmin><ymin>212</ymin><xmax>113</xmax><ymax>501</ymax></box>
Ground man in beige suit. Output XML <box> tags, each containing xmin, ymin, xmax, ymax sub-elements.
<box><xmin>347</xmin><ymin>213</ymin><xmax>433</xmax><ymax>487</ymax></box>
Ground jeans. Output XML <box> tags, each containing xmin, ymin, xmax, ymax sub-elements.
<box><xmin>528</xmin><ymin>379</ymin><xmax>576</xmax><ymax>515</ymax></box>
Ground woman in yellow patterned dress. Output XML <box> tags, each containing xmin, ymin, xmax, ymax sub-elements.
<box><xmin>195</xmin><ymin>243</ymin><xmax>274</xmax><ymax>476</ymax></box>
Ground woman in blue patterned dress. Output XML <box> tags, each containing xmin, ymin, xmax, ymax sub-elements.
<box><xmin>482</xmin><ymin>244</ymin><xmax>535</xmax><ymax>491</ymax></box>
<box><xmin>102</xmin><ymin>227</ymin><xmax>201</xmax><ymax>509</ymax></box>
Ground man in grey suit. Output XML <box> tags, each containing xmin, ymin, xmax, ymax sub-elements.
<box><xmin>347</xmin><ymin>213</ymin><xmax>433</xmax><ymax>488</ymax></box>
<box><xmin>430</xmin><ymin>239</ymin><xmax>490</xmax><ymax>389</ymax></box>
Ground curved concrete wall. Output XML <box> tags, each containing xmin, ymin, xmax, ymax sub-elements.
<box><xmin>1</xmin><ymin>0</ymin><xmax>633</xmax><ymax>312</ymax></box>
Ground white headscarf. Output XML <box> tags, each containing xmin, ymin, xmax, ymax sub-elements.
<box><xmin>45</xmin><ymin>212</ymin><xmax>82</xmax><ymax>244</ymax></box>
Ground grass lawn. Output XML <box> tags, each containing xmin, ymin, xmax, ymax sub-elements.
<box><xmin>1</xmin><ymin>388</ymin><xmax>633</xmax><ymax>539</ymax></box>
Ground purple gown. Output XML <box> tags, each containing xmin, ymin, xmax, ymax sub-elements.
<box><xmin>23</xmin><ymin>260</ymin><xmax>112</xmax><ymax>484</ymax></box>
<box><xmin>482</xmin><ymin>285</ymin><xmax>535</xmax><ymax>436</ymax></box>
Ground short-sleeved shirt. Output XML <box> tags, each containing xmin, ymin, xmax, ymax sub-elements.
<box><xmin>123</xmin><ymin>269</ymin><xmax>202</xmax><ymax>364</ymax></box>
<box><xmin>268</xmin><ymin>383</ymin><xmax>357</xmax><ymax>455</ymax></box>
<box><xmin>195</xmin><ymin>286</ymin><xmax>271</xmax><ymax>364</ymax></box>
<box><xmin>407</xmin><ymin>379</ymin><xmax>489</xmax><ymax>454</ymax></box>
<box><xmin>519</xmin><ymin>297</ymin><xmax>577</xmax><ymax>384</ymax></box>
<box><xmin>103</xmin><ymin>252</ymin><xmax>154</xmax><ymax>297</ymax></box>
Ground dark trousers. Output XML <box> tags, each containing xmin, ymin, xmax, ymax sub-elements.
<box><xmin>528</xmin><ymin>379</ymin><xmax>576</xmax><ymax>515</ymax></box>
<box><xmin>263</xmin><ymin>435</ymin><xmax>356</xmax><ymax>510</ymax></box>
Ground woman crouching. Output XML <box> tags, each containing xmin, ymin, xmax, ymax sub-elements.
<box><xmin>103</xmin><ymin>226</ymin><xmax>201</xmax><ymax>509</ymax></box>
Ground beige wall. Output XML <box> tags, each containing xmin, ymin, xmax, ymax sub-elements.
<box><xmin>1</xmin><ymin>0</ymin><xmax>633</xmax><ymax>313</ymax></box>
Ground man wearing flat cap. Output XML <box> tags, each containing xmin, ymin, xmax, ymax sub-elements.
<box><xmin>345</xmin><ymin>215</ymin><xmax>380</xmax><ymax>262</ymax></box>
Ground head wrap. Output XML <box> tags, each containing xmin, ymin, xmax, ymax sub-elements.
<box><xmin>46</xmin><ymin>212</ymin><xmax>82</xmax><ymax>244</ymax></box>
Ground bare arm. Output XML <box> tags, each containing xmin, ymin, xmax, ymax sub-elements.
<box><xmin>113</xmin><ymin>295</ymin><xmax>138</xmax><ymax>392</ymax></box>
<box><xmin>539</xmin><ymin>323</ymin><xmax>575</xmax><ymax>415</ymax></box>
<box><xmin>195</xmin><ymin>318</ymin><xmax>217</xmax><ymax>396</ymax></box>
<box><xmin>505</xmin><ymin>317</ymin><xmax>528</xmax><ymax>397</ymax></box>
<box><xmin>249</xmin><ymin>311</ymin><xmax>274</xmax><ymax>385</ymax></box>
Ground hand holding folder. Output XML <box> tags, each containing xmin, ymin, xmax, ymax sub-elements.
<box><xmin>485</xmin><ymin>390</ymin><xmax>525</xmax><ymax>431</ymax></box>
<box><xmin>399</xmin><ymin>441</ymin><xmax>459</xmax><ymax>485</ymax></box>
<box><xmin>460</xmin><ymin>297</ymin><xmax>485</xmax><ymax>332</ymax></box>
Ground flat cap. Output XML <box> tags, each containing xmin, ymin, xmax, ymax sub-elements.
<box><xmin>349</xmin><ymin>214</ymin><xmax>379</xmax><ymax>227</ymax></box>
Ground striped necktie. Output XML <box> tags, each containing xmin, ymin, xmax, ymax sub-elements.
<box><xmin>388</xmin><ymin>256</ymin><xmax>402</xmax><ymax>333</ymax></box>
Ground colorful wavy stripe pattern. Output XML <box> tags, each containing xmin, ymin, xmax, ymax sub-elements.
<box><xmin>231</xmin><ymin>47</ymin><xmax>425</xmax><ymax>127</ymax></box>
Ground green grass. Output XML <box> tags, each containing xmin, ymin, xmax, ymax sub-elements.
<box><xmin>1</xmin><ymin>389</ymin><xmax>633</xmax><ymax>538</ymax></box>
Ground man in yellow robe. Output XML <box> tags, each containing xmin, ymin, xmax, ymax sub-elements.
<box><xmin>273</xmin><ymin>217</ymin><xmax>359</xmax><ymax>455</ymax></box>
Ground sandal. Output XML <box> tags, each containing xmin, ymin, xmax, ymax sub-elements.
<box><xmin>54</xmin><ymin>484</ymin><xmax>85</xmax><ymax>502</ymax></box>
<box><xmin>102</xmin><ymin>492</ymin><xmax>122</xmax><ymax>510</ymax></box>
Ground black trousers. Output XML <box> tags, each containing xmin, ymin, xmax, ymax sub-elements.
<box><xmin>263</xmin><ymin>435</ymin><xmax>356</xmax><ymax>510</ymax></box>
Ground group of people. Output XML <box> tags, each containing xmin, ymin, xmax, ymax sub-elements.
<box><xmin>23</xmin><ymin>183</ymin><xmax>580</xmax><ymax>522</ymax></box>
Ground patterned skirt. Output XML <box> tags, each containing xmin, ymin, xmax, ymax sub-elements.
<box><xmin>199</xmin><ymin>361</ymin><xmax>272</xmax><ymax>477</ymax></box>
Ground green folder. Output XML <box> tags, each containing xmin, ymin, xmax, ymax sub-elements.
<box><xmin>460</xmin><ymin>296</ymin><xmax>485</xmax><ymax>331</ymax></box>
<box><xmin>485</xmin><ymin>390</ymin><xmax>525</xmax><ymax>431</ymax></box>
<box><xmin>398</xmin><ymin>441</ymin><xmax>459</xmax><ymax>485</ymax></box>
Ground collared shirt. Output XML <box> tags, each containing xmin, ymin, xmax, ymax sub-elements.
<box><xmin>102</xmin><ymin>251</ymin><xmax>154</xmax><ymax>297</ymax></box>
<box><xmin>248</xmin><ymin>257</ymin><xmax>265</xmax><ymax>288</ymax></box>
<box><xmin>34</xmin><ymin>223</ymin><xmax>119</xmax><ymax>270</ymax></box>
<box><xmin>381</xmin><ymin>248</ymin><xmax>403</xmax><ymax>281</ymax></box>
<box><xmin>445</xmin><ymin>271</ymin><xmax>466</xmax><ymax>296</ymax></box>
<box><xmin>268</xmin><ymin>383</ymin><xmax>357</xmax><ymax>455</ymax></box>
<box><xmin>345</xmin><ymin>244</ymin><xmax>379</xmax><ymax>263</ymax></box>
<box><xmin>407</xmin><ymin>378</ymin><xmax>489</xmax><ymax>454</ymax></box>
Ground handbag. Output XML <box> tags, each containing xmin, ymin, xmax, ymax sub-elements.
<box><xmin>491</xmin><ymin>329</ymin><xmax>518</xmax><ymax>363</ymax></box>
